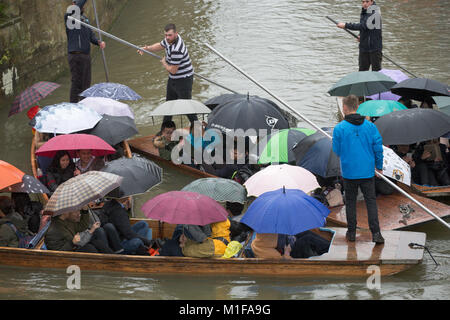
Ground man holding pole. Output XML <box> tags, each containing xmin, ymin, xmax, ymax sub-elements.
<box><xmin>332</xmin><ymin>95</ymin><xmax>385</xmax><ymax>244</ymax></box>
<box><xmin>336</xmin><ymin>0</ymin><xmax>382</xmax><ymax>71</ymax></box>
<box><xmin>65</xmin><ymin>0</ymin><xmax>106</xmax><ymax>103</ymax></box>
<box><xmin>138</xmin><ymin>23</ymin><xmax>198</xmax><ymax>123</ymax></box>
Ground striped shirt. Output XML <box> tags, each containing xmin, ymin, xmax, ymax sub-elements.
<box><xmin>160</xmin><ymin>35</ymin><xmax>194</xmax><ymax>79</ymax></box>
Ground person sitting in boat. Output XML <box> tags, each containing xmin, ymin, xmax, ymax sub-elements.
<box><xmin>45</xmin><ymin>150</ymin><xmax>77</xmax><ymax>194</ymax></box>
<box><xmin>413</xmin><ymin>139</ymin><xmax>450</xmax><ymax>186</ymax></box>
<box><xmin>0</xmin><ymin>196</ymin><xmax>35</xmax><ymax>248</ymax></box>
<box><xmin>393</xmin><ymin>144</ymin><xmax>420</xmax><ymax>184</ymax></box>
<box><xmin>153</xmin><ymin>120</ymin><xmax>177</xmax><ymax>160</ymax></box>
<box><xmin>11</xmin><ymin>192</ymin><xmax>42</xmax><ymax>234</ymax></box>
<box><xmin>98</xmin><ymin>199</ymin><xmax>153</xmax><ymax>255</ymax></box>
<box><xmin>35</xmin><ymin>130</ymin><xmax>53</xmax><ymax>176</ymax></box>
<box><xmin>250</xmin><ymin>230</ymin><xmax>331</xmax><ymax>259</ymax></box>
<box><xmin>74</xmin><ymin>149</ymin><xmax>105</xmax><ymax>175</ymax></box>
<box><xmin>45</xmin><ymin>209</ymin><xmax>119</xmax><ymax>254</ymax></box>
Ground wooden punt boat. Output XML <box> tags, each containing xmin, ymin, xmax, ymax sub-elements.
<box><xmin>128</xmin><ymin>134</ymin><xmax>450</xmax><ymax>231</ymax></box>
<box><xmin>0</xmin><ymin>218</ymin><xmax>426</xmax><ymax>277</ymax></box>
<box><xmin>335</xmin><ymin>97</ymin><xmax>450</xmax><ymax>198</ymax></box>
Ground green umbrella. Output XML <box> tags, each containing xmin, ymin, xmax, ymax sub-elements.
<box><xmin>328</xmin><ymin>71</ymin><xmax>397</xmax><ymax>97</ymax></box>
<box><xmin>357</xmin><ymin>100</ymin><xmax>407</xmax><ymax>117</ymax></box>
<box><xmin>258</xmin><ymin>128</ymin><xmax>316</xmax><ymax>164</ymax></box>
<box><xmin>433</xmin><ymin>96</ymin><xmax>450</xmax><ymax>116</ymax></box>
<box><xmin>181</xmin><ymin>178</ymin><xmax>247</xmax><ymax>204</ymax></box>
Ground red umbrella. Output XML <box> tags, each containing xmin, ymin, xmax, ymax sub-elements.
<box><xmin>0</xmin><ymin>160</ymin><xmax>25</xmax><ymax>190</ymax></box>
<box><xmin>141</xmin><ymin>191</ymin><xmax>229</xmax><ymax>226</ymax></box>
<box><xmin>9</xmin><ymin>81</ymin><xmax>60</xmax><ymax>117</ymax></box>
<box><xmin>35</xmin><ymin>134</ymin><xmax>116</xmax><ymax>158</ymax></box>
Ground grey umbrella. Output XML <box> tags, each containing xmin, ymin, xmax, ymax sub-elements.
<box><xmin>328</xmin><ymin>71</ymin><xmax>397</xmax><ymax>97</ymax></box>
<box><xmin>88</xmin><ymin>115</ymin><xmax>138</xmax><ymax>146</ymax></box>
<box><xmin>101</xmin><ymin>156</ymin><xmax>162</xmax><ymax>198</ymax></box>
<box><xmin>0</xmin><ymin>175</ymin><xmax>50</xmax><ymax>194</ymax></box>
<box><xmin>374</xmin><ymin>108</ymin><xmax>450</xmax><ymax>145</ymax></box>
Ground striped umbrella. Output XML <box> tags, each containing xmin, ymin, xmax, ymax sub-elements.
<box><xmin>9</xmin><ymin>81</ymin><xmax>60</xmax><ymax>117</ymax></box>
<box><xmin>44</xmin><ymin>171</ymin><xmax>123</xmax><ymax>216</ymax></box>
<box><xmin>181</xmin><ymin>177</ymin><xmax>247</xmax><ymax>204</ymax></box>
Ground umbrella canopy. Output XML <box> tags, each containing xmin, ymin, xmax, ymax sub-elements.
<box><xmin>292</xmin><ymin>132</ymin><xmax>341</xmax><ymax>178</ymax></box>
<box><xmin>141</xmin><ymin>191</ymin><xmax>229</xmax><ymax>226</ymax></box>
<box><xmin>375</xmin><ymin>108</ymin><xmax>450</xmax><ymax>145</ymax></box>
<box><xmin>204</xmin><ymin>93</ymin><xmax>247</xmax><ymax>111</ymax></box>
<box><xmin>35</xmin><ymin>133</ymin><xmax>115</xmax><ymax>158</ymax></box>
<box><xmin>78</xmin><ymin>97</ymin><xmax>135</xmax><ymax>119</ymax></box>
<box><xmin>390</xmin><ymin>78</ymin><xmax>449</xmax><ymax>102</ymax></box>
<box><xmin>328</xmin><ymin>71</ymin><xmax>397</xmax><ymax>97</ymax></box>
<box><xmin>29</xmin><ymin>102</ymin><xmax>102</xmax><ymax>134</ymax></box>
<box><xmin>0</xmin><ymin>160</ymin><xmax>25</xmax><ymax>190</ymax></box>
<box><xmin>151</xmin><ymin>99</ymin><xmax>211</xmax><ymax>116</ymax></box>
<box><xmin>9</xmin><ymin>81</ymin><xmax>60</xmax><ymax>117</ymax></box>
<box><xmin>87</xmin><ymin>115</ymin><xmax>138</xmax><ymax>146</ymax></box>
<box><xmin>357</xmin><ymin>100</ymin><xmax>407</xmax><ymax>117</ymax></box>
<box><xmin>206</xmin><ymin>94</ymin><xmax>289</xmax><ymax>136</ymax></box>
<box><xmin>101</xmin><ymin>156</ymin><xmax>162</xmax><ymax>198</ymax></box>
<box><xmin>44</xmin><ymin>171</ymin><xmax>123</xmax><ymax>216</ymax></box>
<box><xmin>366</xmin><ymin>69</ymin><xmax>409</xmax><ymax>101</ymax></box>
<box><xmin>243</xmin><ymin>164</ymin><xmax>320</xmax><ymax>197</ymax></box>
<box><xmin>80</xmin><ymin>82</ymin><xmax>142</xmax><ymax>100</ymax></box>
<box><xmin>181</xmin><ymin>177</ymin><xmax>247</xmax><ymax>204</ymax></box>
<box><xmin>257</xmin><ymin>128</ymin><xmax>316</xmax><ymax>164</ymax></box>
<box><xmin>241</xmin><ymin>188</ymin><xmax>330</xmax><ymax>235</ymax></box>
<box><xmin>0</xmin><ymin>174</ymin><xmax>50</xmax><ymax>194</ymax></box>
<box><xmin>432</xmin><ymin>96</ymin><xmax>450</xmax><ymax>116</ymax></box>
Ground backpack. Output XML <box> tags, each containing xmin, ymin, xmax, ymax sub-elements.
<box><xmin>5</xmin><ymin>222</ymin><xmax>34</xmax><ymax>248</ymax></box>
<box><xmin>231</xmin><ymin>166</ymin><xmax>254</xmax><ymax>185</ymax></box>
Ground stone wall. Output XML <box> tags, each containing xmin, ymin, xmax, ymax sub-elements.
<box><xmin>0</xmin><ymin>0</ymin><xmax>128</xmax><ymax>97</ymax></box>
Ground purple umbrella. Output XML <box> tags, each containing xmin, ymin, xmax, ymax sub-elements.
<box><xmin>367</xmin><ymin>69</ymin><xmax>409</xmax><ymax>101</ymax></box>
<box><xmin>141</xmin><ymin>191</ymin><xmax>229</xmax><ymax>226</ymax></box>
<box><xmin>9</xmin><ymin>81</ymin><xmax>60</xmax><ymax>117</ymax></box>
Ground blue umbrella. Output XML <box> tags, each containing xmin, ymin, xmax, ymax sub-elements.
<box><xmin>292</xmin><ymin>132</ymin><xmax>341</xmax><ymax>178</ymax></box>
<box><xmin>241</xmin><ymin>188</ymin><xmax>330</xmax><ymax>235</ymax></box>
<box><xmin>80</xmin><ymin>82</ymin><xmax>142</xmax><ymax>100</ymax></box>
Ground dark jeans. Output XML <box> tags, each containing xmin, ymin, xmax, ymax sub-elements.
<box><xmin>343</xmin><ymin>177</ymin><xmax>381</xmax><ymax>234</ymax></box>
<box><xmin>103</xmin><ymin>223</ymin><xmax>124</xmax><ymax>253</ymax></box>
<box><xmin>290</xmin><ymin>231</ymin><xmax>331</xmax><ymax>258</ymax></box>
<box><xmin>359</xmin><ymin>51</ymin><xmax>382</xmax><ymax>71</ymax></box>
<box><xmin>120</xmin><ymin>221</ymin><xmax>152</xmax><ymax>254</ymax></box>
<box><xmin>68</xmin><ymin>53</ymin><xmax>91</xmax><ymax>103</ymax></box>
<box><xmin>75</xmin><ymin>227</ymin><xmax>113</xmax><ymax>254</ymax></box>
<box><xmin>164</xmin><ymin>75</ymin><xmax>198</xmax><ymax>123</ymax></box>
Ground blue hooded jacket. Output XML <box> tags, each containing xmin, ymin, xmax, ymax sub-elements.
<box><xmin>332</xmin><ymin>113</ymin><xmax>383</xmax><ymax>180</ymax></box>
<box><xmin>64</xmin><ymin>0</ymin><xmax>100</xmax><ymax>54</ymax></box>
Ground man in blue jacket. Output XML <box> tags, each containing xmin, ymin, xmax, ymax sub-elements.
<box><xmin>65</xmin><ymin>0</ymin><xmax>105</xmax><ymax>102</ymax></box>
<box><xmin>332</xmin><ymin>95</ymin><xmax>385</xmax><ymax>244</ymax></box>
<box><xmin>336</xmin><ymin>0</ymin><xmax>382</xmax><ymax>71</ymax></box>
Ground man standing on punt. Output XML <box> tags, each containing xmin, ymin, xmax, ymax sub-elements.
<box><xmin>138</xmin><ymin>23</ymin><xmax>198</xmax><ymax>124</ymax></box>
<box><xmin>332</xmin><ymin>95</ymin><xmax>385</xmax><ymax>244</ymax></box>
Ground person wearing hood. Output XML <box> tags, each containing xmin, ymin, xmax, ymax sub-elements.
<box><xmin>332</xmin><ymin>95</ymin><xmax>385</xmax><ymax>244</ymax></box>
<box><xmin>0</xmin><ymin>197</ymin><xmax>35</xmax><ymax>248</ymax></box>
<box><xmin>336</xmin><ymin>0</ymin><xmax>382</xmax><ymax>71</ymax></box>
<box><xmin>65</xmin><ymin>0</ymin><xmax>106</xmax><ymax>103</ymax></box>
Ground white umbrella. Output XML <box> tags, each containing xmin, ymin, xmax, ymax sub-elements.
<box><xmin>150</xmin><ymin>99</ymin><xmax>211</xmax><ymax>116</ymax></box>
<box><xmin>79</xmin><ymin>97</ymin><xmax>135</xmax><ymax>119</ymax></box>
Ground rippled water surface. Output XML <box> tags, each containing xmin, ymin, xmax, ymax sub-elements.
<box><xmin>0</xmin><ymin>0</ymin><xmax>449</xmax><ymax>299</ymax></box>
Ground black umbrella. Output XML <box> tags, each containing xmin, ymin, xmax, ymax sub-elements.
<box><xmin>390</xmin><ymin>78</ymin><xmax>449</xmax><ymax>103</ymax></box>
<box><xmin>204</xmin><ymin>93</ymin><xmax>247</xmax><ymax>111</ymax></box>
<box><xmin>0</xmin><ymin>174</ymin><xmax>50</xmax><ymax>194</ymax></box>
<box><xmin>101</xmin><ymin>156</ymin><xmax>162</xmax><ymax>198</ymax></box>
<box><xmin>88</xmin><ymin>115</ymin><xmax>138</xmax><ymax>146</ymax></box>
<box><xmin>374</xmin><ymin>108</ymin><xmax>450</xmax><ymax>145</ymax></box>
<box><xmin>205</xmin><ymin>94</ymin><xmax>289</xmax><ymax>136</ymax></box>
<box><xmin>292</xmin><ymin>132</ymin><xmax>341</xmax><ymax>178</ymax></box>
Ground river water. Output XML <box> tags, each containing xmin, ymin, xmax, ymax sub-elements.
<box><xmin>0</xmin><ymin>0</ymin><xmax>449</xmax><ymax>300</ymax></box>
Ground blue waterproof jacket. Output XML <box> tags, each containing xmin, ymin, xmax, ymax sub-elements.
<box><xmin>332</xmin><ymin>114</ymin><xmax>383</xmax><ymax>180</ymax></box>
<box><xmin>345</xmin><ymin>1</ymin><xmax>382</xmax><ymax>53</ymax></box>
<box><xmin>64</xmin><ymin>0</ymin><xmax>100</xmax><ymax>54</ymax></box>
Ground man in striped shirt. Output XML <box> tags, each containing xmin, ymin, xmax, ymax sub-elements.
<box><xmin>139</xmin><ymin>23</ymin><xmax>197</xmax><ymax>123</ymax></box>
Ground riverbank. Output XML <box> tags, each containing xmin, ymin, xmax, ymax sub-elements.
<box><xmin>0</xmin><ymin>0</ymin><xmax>129</xmax><ymax>97</ymax></box>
